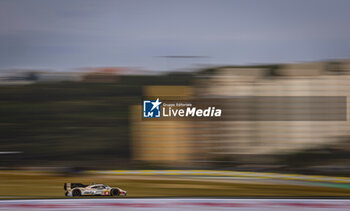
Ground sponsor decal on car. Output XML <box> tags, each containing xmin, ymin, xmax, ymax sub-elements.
<box><xmin>84</xmin><ymin>191</ymin><xmax>93</xmax><ymax>195</ymax></box>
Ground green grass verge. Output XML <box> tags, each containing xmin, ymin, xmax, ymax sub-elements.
<box><xmin>0</xmin><ymin>171</ymin><xmax>350</xmax><ymax>199</ymax></box>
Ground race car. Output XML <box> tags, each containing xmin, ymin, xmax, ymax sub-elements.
<box><xmin>64</xmin><ymin>183</ymin><xmax>127</xmax><ymax>197</ymax></box>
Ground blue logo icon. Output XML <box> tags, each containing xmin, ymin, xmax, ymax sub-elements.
<box><xmin>143</xmin><ymin>98</ymin><xmax>162</xmax><ymax>118</ymax></box>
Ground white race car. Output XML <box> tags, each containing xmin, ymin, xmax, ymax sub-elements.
<box><xmin>64</xmin><ymin>183</ymin><xmax>127</xmax><ymax>197</ymax></box>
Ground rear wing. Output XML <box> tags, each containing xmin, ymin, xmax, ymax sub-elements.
<box><xmin>64</xmin><ymin>183</ymin><xmax>87</xmax><ymax>191</ymax></box>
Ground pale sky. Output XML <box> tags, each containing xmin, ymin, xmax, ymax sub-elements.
<box><xmin>1</xmin><ymin>0</ymin><xmax>350</xmax><ymax>71</ymax></box>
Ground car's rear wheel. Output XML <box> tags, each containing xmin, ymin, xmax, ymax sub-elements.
<box><xmin>72</xmin><ymin>189</ymin><xmax>81</xmax><ymax>197</ymax></box>
<box><xmin>111</xmin><ymin>189</ymin><xmax>120</xmax><ymax>196</ymax></box>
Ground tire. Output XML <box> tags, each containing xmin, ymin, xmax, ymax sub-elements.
<box><xmin>72</xmin><ymin>189</ymin><xmax>81</xmax><ymax>197</ymax></box>
<box><xmin>65</xmin><ymin>191</ymin><xmax>68</xmax><ymax>196</ymax></box>
<box><xmin>111</xmin><ymin>189</ymin><xmax>120</xmax><ymax>196</ymax></box>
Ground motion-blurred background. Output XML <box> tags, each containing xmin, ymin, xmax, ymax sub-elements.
<box><xmin>1</xmin><ymin>0</ymin><xmax>350</xmax><ymax>198</ymax></box>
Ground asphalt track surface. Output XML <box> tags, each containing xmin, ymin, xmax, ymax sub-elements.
<box><xmin>1</xmin><ymin>199</ymin><xmax>350</xmax><ymax>211</ymax></box>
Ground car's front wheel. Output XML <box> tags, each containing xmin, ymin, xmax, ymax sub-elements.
<box><xmin>111</xmin><ymin>189</ymin><xmax>120</xmax><ymax>196</ymax></box>
<box><xmin>72</xmin><ymin>189</ymin><xmax>81</xmax><ymax>197</ymax></box>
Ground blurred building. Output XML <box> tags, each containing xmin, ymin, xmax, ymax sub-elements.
<box><xmin>195</xmin><ymin>60</ymin><xmax>350</xmax><ymax>163</ymax></box>
<box><xmin>130</xmin><ymin>59</ymin><xmax>350</xmax><ymax>166</ymax></box>
<box><xmin>131</xmin><ymin>86</ymin><xmax>196</xmax><ymax>166</ymax></box>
